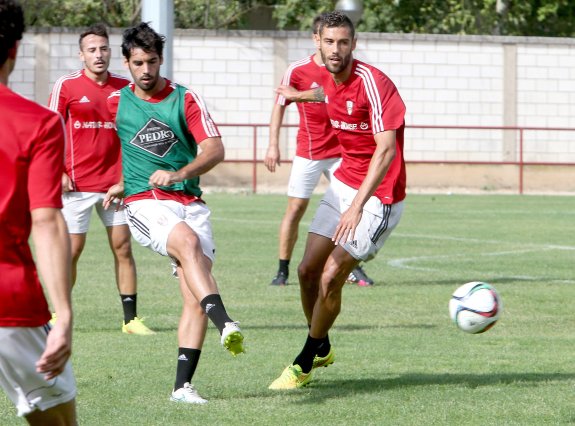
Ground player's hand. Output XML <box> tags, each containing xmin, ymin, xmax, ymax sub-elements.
<box><xmin>333</xmin><ymin>204</ymin><xmax>363</xmax><ymax>246</ymax></box>
<box><xmin>36</xmin><ymin>319</ymin><xmax>72</xmax><ymax>381</ymax></box>
<box><xmin>61</xmin><ymin>173</ymin><xmax>73</xmax><ymax>193</ymax></box>
<box><xmin>275</xmin><ymin>85</ymin><xmax>300</xmax><ymax>101</ymax></box>
<box><xmin>149</xmin><ymin>170</ymin><xmax>180</xmax><ymax>187</ymax></box>
<box><xmin>103</xmin><ymin>183</ymin><xmax>124</xmax><ymax>210</ymax></box>
<box><xmin>264</xmin><ymin>145</ymin><xmax>280</xmax><ymax>172</ymax></box>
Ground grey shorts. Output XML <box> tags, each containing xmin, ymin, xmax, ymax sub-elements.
<box><xmin>309</xmin><ymin>176</ymin><xmax>404</xmax><ymax>261</ymax></box>
<box><xmin>0</xmin><ymin>325</ymin><xmax>76</xmax><ymax>417</ymax></box>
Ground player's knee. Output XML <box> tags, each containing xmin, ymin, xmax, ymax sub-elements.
<box><xmin>297</xmin><ymin>261</ymin><xmax>320</xmax><ymax>286</ymax></box>
<box><xmin>111</xmin><ymin>239</ymin><xmax>133</xmax><ymax>260</ymax></box>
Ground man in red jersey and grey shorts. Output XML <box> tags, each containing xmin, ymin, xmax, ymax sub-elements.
<box><xmin>270</xmin><ymin>11</ymin><xmax>406</xmax><ymax>390</ymax></box>
<box><xmin>48</xmin><ymin>23</ymin><xmax>153</xmax><ymax>335</ymax></box>
<box><xmin>0</xmin><ymin>1</ymin><xmax>77</xmax><ymax>423</ymax></box>
<box><xmin>265</xmin><ymin>14</ymin><xmax>374</xmax><ymax>287</ymax></box>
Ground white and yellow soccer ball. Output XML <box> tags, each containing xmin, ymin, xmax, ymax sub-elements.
<box><xmin>449</xmin><ymin>281</ymin><xmax>501</xmax><ymax>334</ymax></box>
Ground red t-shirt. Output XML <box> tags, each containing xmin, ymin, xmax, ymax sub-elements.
<box><xmin>0</xmin><ymin>84</ymin><xmax>65</xmax><ymax>326</ymax></box>
<box><xmin>48</xmin><ymin>70</ymin><xmax>130</xmax><ymax>192</ymax></box>
<box><xmin>107</xmin><ymin>80</ymin><xmax>220</xmax><ymax>204</ymax></box>
<box><xmin>277</xmin><ymin>55</ymin><xmax>341</xmax><ymax>160</ymax></box>
<box><xmin>321</xmin><ymin>60</ymin><xmax>407</xmax><ymax>203</ymax></box>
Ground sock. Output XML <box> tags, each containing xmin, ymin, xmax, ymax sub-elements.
<box><xmin>174</xmin><ymin>348</ymin><xmax>201</xmax><ymax>390</ymax></box>
<box><xmin>307</xmin><ymin>324</ymin><xmax>331</xmax><ymax>357</ymax></box>
<box><xmin>316</xmin><ymin>334</ymin><xmax>331</xmax><ymax>358</ymax></box>
<box><xmin>293</xmin><ymin>334</ymin><xmax>323</xmax><ymax>374</ymax></box>
<box><xmin>200</xmin><ymin>294</ymin><xmax>233</xmax><ymax>334</ymax></box>
<box><xmin>278</xmin><ymin>259</ymin><xmax>290</xmax><ymax>276</ymax></box>
<box><xmin>120</xmin><ymin>294</ymin><xmax>137</xmax><ymax>324</ymax></box>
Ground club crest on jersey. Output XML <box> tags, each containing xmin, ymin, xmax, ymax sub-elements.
<box><xmin>346</xmin><ymin>100</ymin><xmax>353</xmax><ymax>115</ymax></box>
<box><xmin>129</xmin><ymin>118</ymin><xmax>179</xmax><ymax>157</ymax></box>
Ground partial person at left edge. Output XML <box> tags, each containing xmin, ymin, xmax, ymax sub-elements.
<box><xmin>48</xmin><ymin>23</ymin><xmax>154</xmax><ymax>335</ymax></box>
<box><xmin>0</xmin><ymin>0</ymin><xmax>78</xmax><ymax>424</ymax></box>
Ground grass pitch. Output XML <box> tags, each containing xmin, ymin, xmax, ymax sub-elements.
<box><xmin>1</xmin><ymin>193</ymin><xmax>574</xmax><ymax>425</ymax></box>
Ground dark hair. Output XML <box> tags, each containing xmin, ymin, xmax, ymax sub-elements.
<box><xmin>79</xmin><ymin>23</ymin><xmax>109</xmax><ymax>49</ymax></box>
<box><xmin>312</xmin><ymin>14</ymin><xmax>323</xmax><ymax>35</ymax></box>
<box><xmin>121</xmin><ymin>22</ymin><xmax>165</xmax><ymax>60</ymax></box>
<box><xmin>0</xmin><ymin>0</ymin><xmax>24</xmax><ymax>66</ymax></box>
<box><xmin>319</xmin><ymin>10</ymin><xmax>355</xmax><ymax>40</ymax></box>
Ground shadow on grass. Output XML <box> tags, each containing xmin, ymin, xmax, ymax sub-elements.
<box><xmin>245</xmin><ymin>372</ymin><xmax>575</xmax><ymax>401</ymax></box>
<box><xmin>75</xmin><ymin>322</ymin><xmax>438</xmax><ymax>333</ymax></box>
<box><xmin>303</xmin><ymin>372</ymin><xmax>575</xmax><ymax>399</ymax></box>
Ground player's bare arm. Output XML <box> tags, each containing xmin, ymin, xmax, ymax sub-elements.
<box><xmin>265</xmin><ymin>103</ymin><xmax>287</xmax><ymax>172</ymax></box>
<box><xmin>333</xmin><ymin>130</ymin><xmax>397</xmax><ymax>245</ymax></box>
<box><xmin>148</xmin><ymin>136</ymin><xmax>225</xmax><ymax>187</ymax></box>
<box><xmin>275</xmin><ymin>85</ymin><xmax>325</xmax><ymax>103</ymax></box>
<box><xmin>31</xmin><ymin>207</ymin><xmax>73</xmax><ymax>380</ymax></box>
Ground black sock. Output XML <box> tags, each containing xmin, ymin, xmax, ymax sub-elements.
<box><xmin>307</xmin><ymin>324</ymin><xmax>331</xmax><ymax>357</ymax></box>
<box><xmin>279</xmin><ymin>259</ymin><xmax>290</xmax><ymax>276</ymax></box>
<box><xmin>200</xmin><ymin>294</ymin><xmax>233</xmax><ymax>334</ymax></box>
<box><xmin>120</xmin><ymin>294</ymin><xmax>137</xmax><ymax>324</ymax></box>
<box><xmin>174</xmin><ymin>348</ymin><xmax>201</xmax><ymax>390</ymax></box>
<box><xmin>316</xmin><ymin>335</ymin><xmax>331</xmax><ymax>358</ymax></box>
<box><xmin>293</xmin><ymin>334</ymin><xmax>322</xmax><ymax>374</ymax></box>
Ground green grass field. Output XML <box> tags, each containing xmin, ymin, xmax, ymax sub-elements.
<box><xmin>1</xmin><ymin>193</ymin><xmax>574</xmax><ymax>425</ymax></box>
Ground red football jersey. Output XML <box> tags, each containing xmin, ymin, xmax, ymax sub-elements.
<box><xmin>48</xmin><ymin>70</ymin><xmax>130</xmax><ymax>192</ymax></box>
<box><xmin>0</xmin><ymin>84</ymin><xmax>65</xmax><ymax>326</ymax></box>
<box><xmin>277</xmin><ymin>55</ymin><xmax>341</xmax><ymax>160</ymax></box>
<box><xmin>321</xmin><ymin>60</ymin><xmax>407</xmax><ymax>203</ymax></box>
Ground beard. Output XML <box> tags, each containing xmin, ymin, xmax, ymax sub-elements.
<box><xmin>135</xmin><ymin>73</ymin><xmax>158</xmax><ymax>91</ymax></box>
<box><xmin>321</xmin><ymin>50</ymin><xmax>351</xmax><ymax>75</ymax></box>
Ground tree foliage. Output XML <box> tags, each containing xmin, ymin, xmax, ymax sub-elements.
<box><xmin>21</xmin><ymin>0</ymin><xmax>141</xmax><ymax>27</ymax></box>
<box><xmin>19</xmin><ymin>0</ymin><xmax>575</xmax><ymax>37</ymax></box>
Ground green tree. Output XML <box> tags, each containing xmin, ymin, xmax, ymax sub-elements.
<box><xmin>21</xmin><ymin>0</ymin><xmax>141</xmax><ymax>27</ymax></box>
<box><xmin>273</xmin><ymin>0</ymin><xmax>575</xmax><ymax>37</ymax></box>
<box><xmin>19</xmin><ymin>0</ymin><xmax>575</xmax><ymax>37</ymax></box>
<box><xmin>174</xmin><ymin>0</ymin><xmax>279</xmax><ymax>29</ymax></box>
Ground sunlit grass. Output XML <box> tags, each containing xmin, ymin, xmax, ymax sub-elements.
<box><xmin>1</xmin><ymin>193</ymin><xmax>574</xmax><ymax>425</ymax></box>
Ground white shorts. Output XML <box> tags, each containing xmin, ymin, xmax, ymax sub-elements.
<box><xmin>309</xmin><ymin>176</ymin><xmax>404</xmax><ymax>261</ymax></box>
<box><xmin>62</xmin><ymin>191</ymin><xmax>127</xmax><ymax>233</ymax></box>
<box><xmin>0</xmin><ymin>325</ymin><xmax>76</xmax><ymax>417</ymax></box>
<box><xmin>125</xmin><ymin>199</ymin><xmax>216</xmax><ymax>263</ymax></box>
<box><xmin>287</xmin><ymin>156</ymin><xmax>341</xmax><ymax>199</ymax></box>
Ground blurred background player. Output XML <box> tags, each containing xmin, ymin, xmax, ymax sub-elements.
<box><xmin>0</xmin><ymin>0</ymin><xmax>78</xmax><ymax>423</ymax></box>
<box><xmin>48</xmin><ymin>24</ymin><xmax>154</xmax><ymax>335</ymax></box>
<box><xmin>270</xmin><ymin>11</ymin><xmax>406</xmax><ymax>389</ymax></box>
<box><xmin>265</xmin><ymin>14</ymin><xmax>374</xmax><ymax>287</ymax></box>
<box><xmin>105</xmin><ymin>22</ymin><xmax>244</xmax><ymax>404</ymax></box>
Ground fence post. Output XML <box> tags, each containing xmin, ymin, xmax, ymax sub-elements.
<box><xmin>519</xmin><ymin>128</ymin><xmax>524</xmax><ymax>194</ymax></box>
<box><xmin>253</xmin><ymin>125</ymin><xmax>258</xmax><ymax>194</ymax></box>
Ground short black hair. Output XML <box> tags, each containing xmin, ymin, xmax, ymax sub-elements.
<box><xmin>320</xmin><ymin>10</ymin><xmax>355</xmax><ymax>40</ymax></box>
<box><xmin>0</xmin><ymin>0</ymin><xmax>24</xmax><ymax>67</ymax></box>
<box><xmin>79</xmin><ymin>23</ymin><xmax>109</xmax><ymax>49</ymax></box>
<box><xmin>121</xmin><ymin>22</ymin><xmax>165</xmax><ymax>60</ymax></box>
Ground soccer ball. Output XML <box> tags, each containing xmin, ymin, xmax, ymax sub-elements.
<box><xmin>449</xmin><ymin>281</ymin><xmax>501</xmax><ymax>334</ymax></box>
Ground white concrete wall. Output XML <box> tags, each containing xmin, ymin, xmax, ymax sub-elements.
<box><xmin>11</xmin><ymin>28</ymin><xmax>575</xmax><ymax>165</ymax></box>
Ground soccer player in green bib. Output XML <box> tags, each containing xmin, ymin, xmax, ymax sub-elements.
<box><xmin>104</xmin><ymin>22</ymin><xmax>244</xmax><ymax>404</ymax></box>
